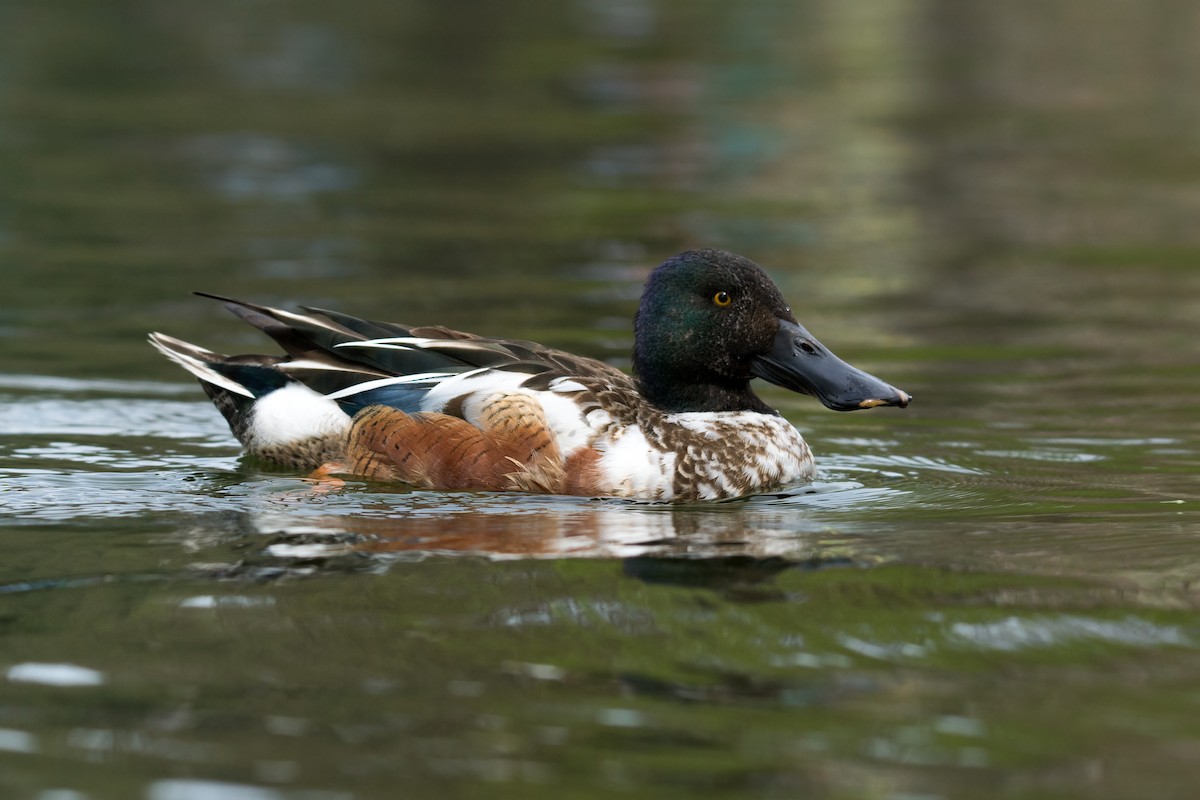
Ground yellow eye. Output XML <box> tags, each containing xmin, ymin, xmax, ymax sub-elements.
<box><xmin>712</xmin><ymin>291</ymin><xmax>732</xmax><ymax>307</ymax></box>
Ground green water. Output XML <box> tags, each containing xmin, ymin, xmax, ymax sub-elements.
<box><xmin>2</xmin><ymin>1</ymin><xmax>1199</xmax><ymax>798</ymax></box>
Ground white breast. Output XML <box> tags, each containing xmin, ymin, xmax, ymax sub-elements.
<box><xmin>595</xmin><ymin>425</ymin><xmax>680</xmax><ymax>500</ymax></box>
<box><xmin>593</xmin><ymin>411</ymin><xmax>815</xmax><ymax>501</ymax></box>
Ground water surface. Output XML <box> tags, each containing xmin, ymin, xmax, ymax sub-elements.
<box><xmin>2</xmin><ymin>2</ymin><xmax>1199</xmax><ymax>798</ymax></box>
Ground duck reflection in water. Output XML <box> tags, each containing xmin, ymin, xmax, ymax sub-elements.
<box><xmin>248</xmin><ymin>492</ymin><xmax>868</xmax><ymax>594</ymax></box>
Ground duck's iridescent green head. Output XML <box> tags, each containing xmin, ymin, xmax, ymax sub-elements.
<box><xmin>633</xmin><ymin>249</ymin><xmax>911</xmax><ymax>414</ymax></box>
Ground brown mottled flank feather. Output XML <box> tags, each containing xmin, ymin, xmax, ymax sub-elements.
<box><xmin>560</xmin><ymin>447</ymin><xmax>603</xmax><ymax>496</ymax></box>
<box><xmin>343</xmin><ymin>393</ymin><xmax>583</xmax><ymax>494</ymax></box>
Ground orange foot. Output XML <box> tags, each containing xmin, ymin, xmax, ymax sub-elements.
<box><xmin>305</xmin><ymin>461</ymin><xmax>348</xmax><ymax>493</ymax></box>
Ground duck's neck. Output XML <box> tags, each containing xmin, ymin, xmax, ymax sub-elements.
<box><xmin>634</xmin><ymin>371</ymin><xmax>775</xmax><ymax>415</ymax></box>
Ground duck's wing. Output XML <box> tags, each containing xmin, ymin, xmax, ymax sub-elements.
<box><xmin>193</xmin><ymin>293</ymin><xmax>633</xmax><ymax>413</ymax></box>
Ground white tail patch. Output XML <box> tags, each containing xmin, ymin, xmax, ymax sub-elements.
<box><xmin>148</xmin><ymin>333</ymin><xmax>254</xmax><ymax>399</ymax></box>
<box><xmin>249</xmin><ymin>383</ymin><xmax>350</xmax><ymax>447</ymax></box>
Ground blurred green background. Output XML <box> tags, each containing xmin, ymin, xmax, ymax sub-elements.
<box><xmin>1</xmin><ymin>2</ymin><xmax>1199</xmax><ymax>799</ymax></box>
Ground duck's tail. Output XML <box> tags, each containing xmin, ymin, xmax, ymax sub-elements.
<box><xmin>148</xmin><ymin>332</ymin><xmax>290</xmax><ymax>444</ymax></box>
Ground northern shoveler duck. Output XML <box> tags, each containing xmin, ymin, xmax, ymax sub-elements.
<box><xmin>150</xmin><ymin>249</ymin><xmax>910</xmax><ymax>501</ymax></box>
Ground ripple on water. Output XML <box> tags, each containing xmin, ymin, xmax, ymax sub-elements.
<box><xmin>0</xmin><ymin>468</ymin><xmax>246</xmax><ymax>522</ymax></box>
<box><xmin>946</xmin><ymin>614</ymin><xmax>1194</xmax><ymax>652</ymax></box>
<box><xmin>0</xmin><ymin>728</ymin><xmax>37</xmax><ymax>754</ymax></box>
<box><xmin>0</xmin><ymin>374</ymin><xmax>199</xmax><ymax>396</ymax></box>
<box><xmin>0</xmin><ymin>376</ymin><xmax>246</xmax><ymax>521</ymax></box>
<box><xmin>745</xmin><ymin>481</ymin><xmax>909</xmax><ymax>511</ymax></box>
<box><xmin>146</xmin><ymin>778</ymin><xmax>351</xmax><ymax>800</ymax></box>
<box><xmin>6</xmin><ymin>662</ymin><xmax>106</xmax><ymax>687</ymax></box>
<box><xmin>977</xmin><ymin>449</ymin><xmax>1106</xmax><ymax>463</ymax></box>
<box><xmin>0</xmin><ymin>397</ymin><xmax>230</xmax><ymax>441</ymax></box>
<box><xmin>832</xmin><ymin>453</ymin><xmax>987</xmax><ymax>476</ymax></box>
<box><xmin>773</xmin><ymin>613</ymin><xmax>1198</xmax><ymax>673</ymax></box>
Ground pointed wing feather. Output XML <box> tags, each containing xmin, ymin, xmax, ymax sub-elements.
<box><xmin>300</xmin><ymin>305</ymin><xmax>415</xmax><ymax>341</ymax></box>
<box><xmin>193</xmin><ymin>294</ymin><xmax>635</xmax><ymax>412</ymax></box>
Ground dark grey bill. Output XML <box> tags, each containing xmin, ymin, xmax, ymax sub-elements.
<box><xmin>750</xmin><ymin>320</ymin><xmax>911</xmax><ymax>411</ymax></box>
